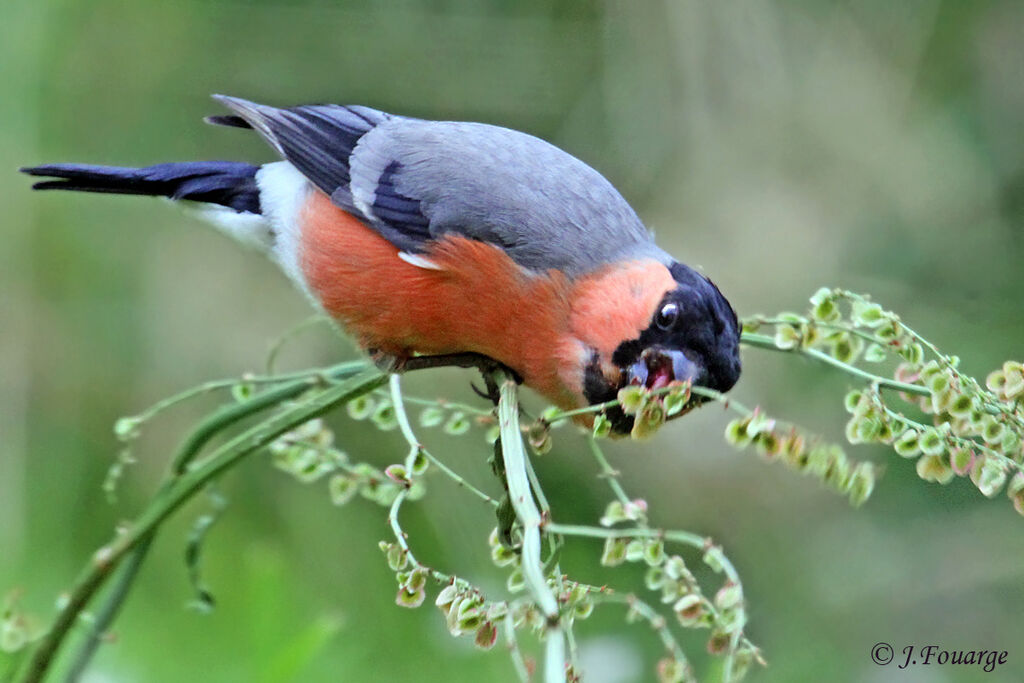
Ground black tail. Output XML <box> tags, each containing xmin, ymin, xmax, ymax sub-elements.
<box><xmin>20</xmin><ymin>161</ymin><xmax>262</xmax><ymax>214</ymax></box>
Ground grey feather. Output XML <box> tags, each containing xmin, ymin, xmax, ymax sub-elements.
<box><xmin>213</xmin><ymin>95</ymin><xmax>669</xmax><ymax>275</ymax></box>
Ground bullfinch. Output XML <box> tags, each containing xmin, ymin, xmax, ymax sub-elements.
<box><xmin>21</xmin><ymin>95</ymin><xmax>741</xmax><ymax>433</ymax></box>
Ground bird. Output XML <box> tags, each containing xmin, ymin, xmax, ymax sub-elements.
<box><xmin>21</xmin><ymin>95</ymin><xmax>741</xmax><ymax>434</ymax></box>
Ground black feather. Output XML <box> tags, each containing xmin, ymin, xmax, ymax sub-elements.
<box><xmin>212</xmin><ymin>96</ymin><xmax>386</xmax><ymax>206</ymax></box>
<box><xmin>20</xmin><ymin>161</ymin><xmax>262</xmax><ymax>214</ymax></box>
<box><xmin>204</xmin><ymin>114</ymin><xmax>252</xmax><ymax>129</ymax></box>
<box><xmin>369</xmin><ymin>160</ymin><xmax>430</xmax><ymax>235</ymax></box>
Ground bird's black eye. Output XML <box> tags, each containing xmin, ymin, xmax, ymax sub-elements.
<box><xmin>655</xmin><ymin>302</ymin><xmax>679</xmax><ymax>330</ymax></box>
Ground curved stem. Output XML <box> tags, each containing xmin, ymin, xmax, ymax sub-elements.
<box><xmin>496</xmin><ymin>376</ymin><xmax>565</xmax><ymax>683</ymax></box>
<box><xmin>60</xmin><ymin>533</ymin><xmax>154</xmax><ymax>683</ymax></box>
<box><xmin>16</xmin><ymin>368</ymin><xmax>385</xmax><ymax>683</ymax></box>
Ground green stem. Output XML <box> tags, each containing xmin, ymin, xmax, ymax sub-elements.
<box><xmin>388</xmin><ymin>374</ymin><xmax>497</xmax><ymax>506</ymax></box>
<box><xmin>60</xmin><ymin>533</ymin><xmax>154</xmax><ymax>683</ymax></box>
<box><xmin>595</xmin><ymin>592</ymin><xmax>691</xmax><ymax>679</ymax></box>
<box><xmin>503</xmin><ymin>612</ymin><xmax>531</xmax><ymax>683</ymax></box>
<box><xmin>748</xmin><ymin>316</ymin><xmax>881</xmax><ymax>347</ymax></box>
<box><xmin>495</xmin><ymin>375</ymin><xmax>565</xmax><ymax>683</ymax></box>
<box><xmin>390</xmin><ymin>375</ymin><xmax>421</xmax><ymax>469</ymax></box>
<box><xmin>740</xmin><ymin>332</ymin><xmax>929</xmax><ymax>396</ymax></box>
<box><xmin>169</xmin><ymin>361</ymin><xmax>367</xmax><ymax>475</ymax></box>
<box><xmin>264</xmin><ymin>314</ymin><xmax>333</xmax><ymax>373</ymax></box>
<box><xmin>545</xmin><ymin>523</ymin><xmax>705</xmax><ymax>548</ymax></box>
<box><xmin>587</xmin><ymin>436</ymin><xmax>632</xmax><ymax>506</ymax></box>
<box><xmin>16</xmin><ymin>368</ymin><xmax>385</xmax><ymax>683</ymax></box>
<box><xmin>375</xmin><ymin>390</ymin><xmax>492</xmax><ymax>417</ymax></box>
<box><xmin>61</xmin><ymin>365</ymin><xmax>369</xmax><ymax>681</ymax></box>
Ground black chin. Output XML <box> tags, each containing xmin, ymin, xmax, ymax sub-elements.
<box><xmin>582</xmin><ymin>353</ymin><xmax>634</xmax><ymax>434</ymax></box>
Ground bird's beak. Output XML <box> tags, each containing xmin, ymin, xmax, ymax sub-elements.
<box><xmin>625</xmin><ymin>348</ymin><xmax>699</xmax><ymax>390</ymax></box>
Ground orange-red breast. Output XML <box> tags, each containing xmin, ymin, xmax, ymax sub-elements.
<box><xmin>22</xmin><ymin>95</ymin><xmax>741</xmax><ymax>433</ymax></box>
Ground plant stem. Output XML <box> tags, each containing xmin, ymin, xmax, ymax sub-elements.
<box><xmin>595</xmin><ymin>592</ymin><xmax>692</xmax><ymax>679</ymax></box>
<box><xmin>740</xmin><ymin>332</ymin><xmax>929</xmax><ymax>396</ymax></box>
<box><xmin>545</xmin><ymin>523</ymin><xmax>704</xmax><ymax>549</ymax></box>
<box><xmin>57</xmin><ymin>362</ymin><xmax>373</xmax><ymax>681</ymax></box>
<box><xmin>496</xmin><ymin>375</ymin><xmax>565</xmax><ymax>683</ymax></box>
<box><xmin>60</xmin><ymin>533</ymin><xmax>154</xmax><ymax>683</ymax></box>
<box><xmin>503</xmin><ymin>612</ymin><xmax>531</xmax><ymax>682</ymax></box>
<box><xmin>16</xmin><ymin>368</ymin><xmax>385</xmax><ymax>683</ymax></box>
<box><xmin>388</xmin><ymin>374</ymin><xmax>497</xmax><ymax>506</ymax></box>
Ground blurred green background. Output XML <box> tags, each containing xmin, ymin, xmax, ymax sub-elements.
<box><xmin>3</xmin><ymin>1</ymin><xmax>1023</xmax><ymax>681</ymax></box>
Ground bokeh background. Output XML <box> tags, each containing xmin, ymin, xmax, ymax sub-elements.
<box><xmin>3</xmin><ymin>1</ymin><xmax>1023</xmax><ymax>681</ymax></box>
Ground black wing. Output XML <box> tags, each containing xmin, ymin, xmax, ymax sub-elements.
<box><xmin>210</xmin><ymin>95</ymin><xmax>430</xmax><ymax>252</ymax></box>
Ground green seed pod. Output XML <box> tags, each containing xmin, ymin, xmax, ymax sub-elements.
<box><xmin>384</xmin><ymin>464</ymin><xmax>410</xmax><ymax>485</ymax></box>
<box><xmin>916</xmin><ymin>454</ymin><xmax>954</xmax><ymax>484</ymax></box>
<box><xmin>371</xmin><ymin>401</ymin><xmax>398</xmax><ymax>431</ymax></box>
<box><xmin>673</xmin><ymin>594</ymin><xmax>704</xmax><ymax>627</ymax></box>
<box><xmin>809</xmin><ymin>287</ymin><xmax>834</xmax><ymax>306</ymax></box>
<box><xmin>643</xmin><ymin>539</ymin><xmax>666</xmax><ymax>567</ymax></box>
<box><xmin>434</xmin><ymin>583</ymin><xmax>461</xmax><ymax>613</ymax></box>
<box><xmin>714</xmin><ymin>582</ymin><xmax>743</xmax><ymax>611</ymax></box>
<box><xmin>899</xmin><ymin>343</ymin><xmax>924</xmax><ymax>365</ymax></box>
<box><xmin>864</xmin><ymin>344</ymin><xmax>887</xmax><ymax>363</ymax></box>
<box><xmin>894</xmin><ymin>429</ymin><xmax>921</xmax><ymax>458</ymax></box>
<box><xmin>1003</xmin><ymin>363</ymin><xmax>1024</xmax><ymax>399</ymax></box>
<box><xmin>851</xmin><ymin>300</ymin><xmax>886</xmax><ymax>327</ymax></box>
<box><xmin>600</xmin><ymin>501</ymin><xmax>627</xmax><ymax>527</ymax></box>
<box><xmin>973</xmin><ymin>456</ymin><xmax>1008</xmax><ymax>498</ymax></box>
<box><xmin>656</xmin><ymin>657</ymin><xmax>686</xmax><ymax>683</ymax></box>
<box><xmin>1006</xmin><ymin>471</ymin><xmax>1024</xmax><ymax>498</ymax></box>
<box><xmin>631</xmin><ymin>400</ymin><xmax>666</xmax><ymax>440</ymax></box>
<box><xmin>773</xmin><ymin>324</ymin><xmax>800</xmax><ymax>350</ymax></box>
<box><xmin>664</xmin><ymin>555</ymin><xmax>688</xmax><ymax>581</ymax></box>
<box><xmin>474</xmin><ymin>621</ymin><xmax>498</xmax><ymax>650</ymax></box>
<box><xmin>645</xmin><ymin>566</ymin><xmax>666</xmax><ymax>590</ymax></box>
<box><xmin>982</xmin><ymin>417</ymin><xmax>1006</xmax><ymax>445</ymax></box>
<box><xmin>624</xmin><ymin>539</ymin><xmax>646</xmax><ymax>563</ymax></box>
<box><xmin>346</xmin><ymin>395</ymin><xmax>375</xmax><ymax>420</ymax></box>
<box><xmin>395</xmin><ymin>585</ymin><xmax>426</xmax><ymax>609</ymax></box>
<box><xmin>986</xmin><ymin>369</ymin><xmax>1008</xmax><ymax>396</ymax></box>
<box><xmin>327</xmin><ymin>475</ymin><xmax>357</xmax><ymax>505</ymax></box>
<box><xmin>724</xmin><ymin>418</ymin><xmax>752</xmax><ymax>448</ymax></box>
<box><xmin>949</xmin><ymin>447</ymin><xmax>975</xmax><ymax>476</ymax></box>
<box><xmin>418</xmin><ymin>405</ymin><xmax>445</xmax><ymax>428</ymax></box>
<box><xmin>855</xmin><ymin>416</ymin><xmax>883</xmax><ymax>443</ymax></box>
<box><xmin>947</xmin><ymin>393</ymin><xmax>974</xmax><ymax>419</ymax></box>
<box><xmin>113</xmin><ymin>416</ymin><xmax>142</xmax><ymax>442</ymax></box>
<box><xmin>600</xmin><ymin>537</ymin><xmax>628</xmax><ymax>567</ymax></box>
<box><xmin>443</xmin><ymin>411</ymin><xmax>471</xmax><ymax>436</ymax></box>
<box><xmin>811</xmin><ymin>297</ymin><xmax>840</xmax><ymax>323</ymax></box>
<box><xmin>506</xmin><ymin>568</ymin><xmax>525</xmax><ymax>593</ymax></box>
<box><xmin>707</xmin><ymin>630</ymin><xmax>731</xmax><ymax>655</ymax></box>
<box><xmin>831</xmin><ymin>334</ymin><xmax>862</xmax><ymax>364</ymax></box>
<box><xmin>617</xmin><ymin>385</ymin><xmax>648</xmax><ymax>415</ymax></box>
<box><xmin>573</xmin><ymin>597</ymin><xmax>594</xmax><ymax>619</ymax></box>
<box><xmin>846</xmin><ymin>463</ymin><xmax>876</xmax><ymax>507</ymax></box>
<box><xmin>230</xmin><ymin>382</ymin><xmax>253</xmax><ymax>403</ymax></box>
<box><xmin>918</xmin><ymin>428</ymin><xmax>945</xmax><ymax>456</ymax></box>
<box><xmin>754</xmin><ymin>431</ymin><xmax>782</xmax><ymax>458</ymax></box>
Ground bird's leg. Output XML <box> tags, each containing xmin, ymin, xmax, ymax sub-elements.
<box><xmin>397</xmin><ymin>352</ymin><xmax>521</xmax><ymax>405</ymax></box>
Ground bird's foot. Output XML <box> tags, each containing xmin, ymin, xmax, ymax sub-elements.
<box><xmin>398</xmin><ymin>352</ymin><xmax>521</xmax><ymax>406</ymax></box>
